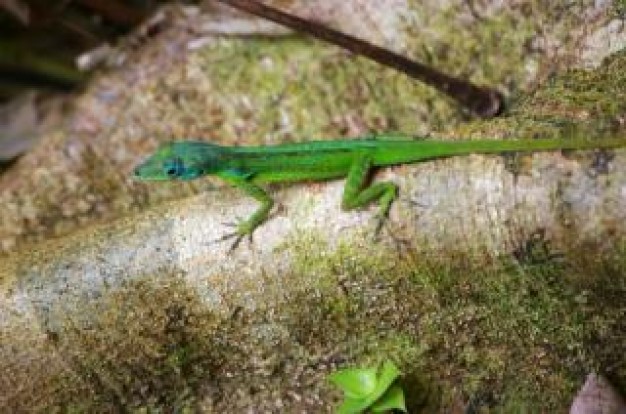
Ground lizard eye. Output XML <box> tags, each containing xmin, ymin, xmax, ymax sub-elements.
<box><xmin>163</xmin><ymin>158</ymin><xmax>184</xmax><ymax>177</ymax></box>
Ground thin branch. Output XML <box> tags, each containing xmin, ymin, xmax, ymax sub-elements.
<box><xmin>217</xmin><ymin>0</ymin><xmax>503</xmax><ymax>118</ymax></box>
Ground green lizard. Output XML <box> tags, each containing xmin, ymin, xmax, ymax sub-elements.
<box><xmin>133</xmin><ymin>135</ymin><xmax>624</xmax><ymax>246</ymax></box>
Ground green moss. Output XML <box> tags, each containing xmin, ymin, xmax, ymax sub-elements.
<box><xmin>7</xmin><ymin>234</ymin><xmax>625</xmax><ymax>412</ymax></box>
<box><xmin>454</xmin><ymin>49</ymin><xmax>626</xmax><ymax>140</ymax></box>
<box><xmin>404</xmin><ymin>2</ymin><xmax>538</xmax><ymax>88</ymax></box>
<box><xmin>39</xmin><ymin>276</ymin><xmax>225</xmax><ymax>411</ymax></box>
<box><xmin>282</xmin><ymin>233</ymin><xmax>626</xmax><ymax>411</ymax></box>
<box><xmin>189</xmin><ymin>1</ymin><xmax>580</xmax><ymax>145</ymax></box>
<box><xmin>191</xmin><ymin>36</ymin><xmax>459</xmax><ymax>143</ymax></box>
<box><xmin>613</xmin><ymin>0</ymin><xmax>626</xmax><ymax>17</ymax></box>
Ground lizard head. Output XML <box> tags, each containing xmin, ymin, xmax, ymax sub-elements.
<box><xmin>133</xmin><ymin>141</ymin><xmax>222</xmax><ymax>181</ymax></box>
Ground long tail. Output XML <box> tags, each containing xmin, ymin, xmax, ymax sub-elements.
<box><xmin>373</xmin><ymin>136</ymin><xmax>626</xmax><ymax>165</ymax></box>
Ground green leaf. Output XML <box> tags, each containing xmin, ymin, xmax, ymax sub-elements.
<box><xmin>329</xmin><ymin>367</ymin><xmax>378</xmax><ymax>399</ymax></box>
<box><xmin>370</xmin><ymin>384</ymin><xmax>407</xmax><ymax>413</ymax></box>
<box><xmin>358</xmin><ymin>360</ymin><xmax>400</xmax><ymax>409</ymax></box>
<box><xmin>336</xmin><ymin>396</ymin><xmax>373</xmax><ymax>414</ymax></box>
<box><xmin>330</xmin><ymin>361</ymin><xmax>404</xmax><ymax>414</ymax></box>
<box><xmin>373</xmin><ymin>361</ymin><xmax>401</xmax><ymax>397</ymax></box>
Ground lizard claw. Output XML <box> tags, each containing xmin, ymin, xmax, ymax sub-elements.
<box><xmin>402</xmin><ymin>198</ymin><xmax>427</xmax><ymax>208</ymax></box>
<box><xmin>210</xmin><ymin>220</ymin><xmax>256</xmax><ymax>252</ymax></box>
<box><xmin>222</xmin><ymin>216</ymin><xmax>244</xmax><ymax>228</ymax></box>
<box><xmin>370</xmin><ymin>215</ymin><xmax>411</xmax><ymax>253</ymax></box>
<box><xmin>210</xmin><ymin>231</ymin><xmax>246</xmax><ymax>252</ymax></box>
<box><xmin>371</xmin><ymin>213</ymin><xmax>388</xmax><ymax>241</ymax></box>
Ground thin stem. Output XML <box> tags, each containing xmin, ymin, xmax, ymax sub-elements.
<box><xmin>217</xmin><ymin>0</ymin><xmax>503</xmax><ymax>118</ymax></box>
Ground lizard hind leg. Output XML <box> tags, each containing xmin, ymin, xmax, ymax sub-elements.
<box><xmin>341</xmin><ymin>154</ymin><xmax>398</xmax><ymax>236</ymax></box>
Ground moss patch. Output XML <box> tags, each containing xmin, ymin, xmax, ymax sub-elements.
<box><xmin>283</xmin><ymin>236</ymin><xmax>626</xmax><ymax>411</ymax></box>
<box><xmin>453</xmin><ymin>49</ymin><xmax>626</xmax><ymax>140</ymax></box>
<box><xmin>5</xmin><ymin>234</ymin><xmax>625</xmax><ymax>412</ymax></box>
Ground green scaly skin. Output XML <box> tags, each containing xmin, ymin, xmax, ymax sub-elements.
<box><xmin>133</xmin><ymin>135</ymin><xmax>625</xmax><ymax>246</ymax></box>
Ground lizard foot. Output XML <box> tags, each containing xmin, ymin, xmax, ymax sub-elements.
<box><xmin>210</xmin><ymin>221</ymin><xmax>254</xmax><ymax>252</ymax></box>
<box><xmin>370</xmin><ymin>215</ymin><xmax>413</xmax><ymax>254</ymax></box>
<box><xmin>371</xmin><ymin>213</ymin><xmax>390</xmax><ymax>241</ymax></box>
<box><xmin>212</xmin><ymin>231</ymin><xmax>246</xmax><ymax>252</ymax></box>
<box><xmin>370</xmin><ymin>214</ymin><xmax>409</xmax><ymax>248</ymax></box>
<box><xmin>402</xmin><ymin>198</ymin><xmax>428</xmax><ymax>209</ymax></box>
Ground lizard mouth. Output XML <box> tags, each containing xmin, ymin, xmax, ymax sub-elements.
<box><xmin>132</xmin><ymin>163</ymin><xmax>147</xmax><ymax>179</ymax></box>
<box><xmin>133</xmin><ymin>162</ymin><xmax>166</xmax><ymax>180</ymax></box>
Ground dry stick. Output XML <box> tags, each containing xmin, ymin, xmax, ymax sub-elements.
<box><xmin>217</xmin><ymin>0</ymin><xmax>503</xmax><ymax>118</ymax></box>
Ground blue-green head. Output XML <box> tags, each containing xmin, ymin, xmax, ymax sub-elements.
<box><xmin>133</xmin><ymin>141</ymin><xmax>223</xmax><ymax>181</ymax></box>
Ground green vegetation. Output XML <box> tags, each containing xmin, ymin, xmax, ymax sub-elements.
<box><xmin>454</xmin><ymin>49</ymin><xmax>626</xmax><ymax>140</ymax></box>
<box><xmin>10</xmin><ymin>236</ymin><xmax>622</xmax><ymax>412</ymax></box>
<box><xmin>613</xmin><ymin>0</ymin><xmax>626</xmax><ymax>17</ymax></box>
<box><xmin>329</xmin><ymin>360</ymin><xmax>407</xmax><ymax>414</ymax></box>
<box><xmin>285</xmin><ymin>234</ymin><xmax>626</xmax><ymax>411</ymax></box>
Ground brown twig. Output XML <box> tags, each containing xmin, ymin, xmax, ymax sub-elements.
<box><xmin>217</xmin><ymin>0</ymin><xmax>503</xmax><ymax>118</ymax></box>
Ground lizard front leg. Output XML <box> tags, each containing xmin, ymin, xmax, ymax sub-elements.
<box><xmin>217</xmin><ymin>173</ymin><xmax>274</xmax><ymax>249</ymax></box>
<box><xmin>341</xmin><ymin>153</ymin><xmax>398</xmax><ymax>234</ymax></box>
